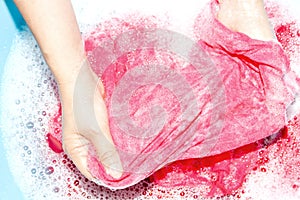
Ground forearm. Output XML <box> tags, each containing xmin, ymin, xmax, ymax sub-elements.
<box><xmin>14</xmin><ymin>0</ymin><xmax>85</xmax><ymax>85</ymax></box>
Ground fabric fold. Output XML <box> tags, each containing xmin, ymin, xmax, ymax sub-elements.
<box><xmin>85</xmin><ymin>0</ymin><xmax>295</xmax><ymax>189</ymax></box>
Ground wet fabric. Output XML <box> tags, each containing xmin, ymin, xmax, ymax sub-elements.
<box><xmin>85</xmin><ymin>0</ymin><xmax>294</xmax><ymax>189</ymax></box>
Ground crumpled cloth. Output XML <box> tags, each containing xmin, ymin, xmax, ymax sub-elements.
<box><xmin>86</xmin><ymin>0</ymin><xmax>295</xmax><ymax>189</ymax></box>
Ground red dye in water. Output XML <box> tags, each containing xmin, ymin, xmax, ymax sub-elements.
<box><xmin>47</xmin><ymin>104</ymin><xmax>63</xmax><ymax>153</ymax></box>
<box><xmin>150</xmin><ymin>137</ymin><xmax>269</xmax><ymax>196</ymax></box>
<box><xmin>46</xmin><ymin>132</ymin><xmax>63</xmax><ymax>153</ymax></box>
<box><xmin>276</xmin><ymin>22</ymin><xmax>296</xmax><ymax>48</ymax></box>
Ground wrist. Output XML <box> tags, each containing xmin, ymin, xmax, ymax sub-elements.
<box><xmin>54</xmin><ymin>58</ymin><xmax>86</xmax><ymax>87</ymax></box>
<box><xmin>56</xmin><ymin>59</ymin><xmax>100</xmax><ymax>111</ymax></box>
<box><xmin>44</xmin><ymin>39</ymin><xmax>86</xmax><ymax>84</ymax></box>
<box><xmin>218</xmin><ymin>0</ymin><xmax>264</xmax><ymax>11</ymax></box>
<box><xmin>56</xmin><ymin>58</ymin><xmax>89</xmax><ymax>103</ymax></box>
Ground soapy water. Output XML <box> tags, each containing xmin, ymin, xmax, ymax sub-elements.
<box><xmin>1</xmin><ymin>0</ymin><xmax>300</xmax><ymax>199</ymax></box>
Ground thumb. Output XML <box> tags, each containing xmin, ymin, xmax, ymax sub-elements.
<box><xmin>62</xmin><ymin>131</ymin><xmax>94</xmax><ymax>181</ymax></box>
<box><xmin>63</xmin><ymin>127</ymin><xmax>123</xmax><ymax>180</ymax></box>
<box><xmin>89</xmin><ymin>129</ymin><xmax>123</xmax><ymax>179</ymax></box>
<box><xmin>72</xmin><ymin>62</ymin><xmax>123</xmax><ymax>179</ymax></box>
<box><xmin>91</xmin><ymin>81</ymin><xmax>123</xmax><ymax>179</ymax></box>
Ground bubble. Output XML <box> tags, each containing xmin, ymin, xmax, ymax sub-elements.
<box><xmin>31</xmin><ymin>168</ymin><xmax>36</xmax><ymax>174</ymax></box>
<box><xmin>23</xmin><ymin>146</ymin><xmax>28</xmax><ymax>150</ymax></box>
<box><xmin>27</xmin><ymin>150</ymin><xmax>31</xmax><ymax>155</ymax></box>
<box><xmin>26</xmin><ymin>122</ymin><xmax>34</xmax><ymax>129</ymax></box>
<box><xmin>74</xmin><ymin>180</ymin><xmax>80</xmax><ymax>186</ymax></box>
<box><xmin>45</xmin><ymin>166</ymin><xmax>54</xmax><ymax>175</ymax></box>
<box><xmin>260</xmin><ymin>167</ymin><xmax>267</xmax><ymax>172</ymax></box>
<box><xmin>53</xmin><ymin>187</ymin><xmax>60</xmax><ymax>193</ymax></box>
<box><xmin>15</xmin><ymin>99</ymin><xmax>20</xmax><ymax>105</ymax></box>
<box><xmin>54</xmin><ymin>128</ymin><xmax>60</xmax><ymax>135</ymax></box>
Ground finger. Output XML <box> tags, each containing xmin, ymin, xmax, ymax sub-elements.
<box><xmin>72</xmin><ymin>63</ymin><xmax>123</xmax><ymax>179</ymax></box>
<box><xmin>91</xmin><ymin>69</ymin><xmax>106</xmax><ymax>98</ymax></box>
<box><xmin>89</xmin><ymin>129</ymin><xmax>123</xmax><ymax>179</ymax></box>
<box><xmin>62</xmin><ymin>131</ymin><xmax>94</xmax><ymax>181</ymax></box>
<box><xmin>91</xmin><ymin>89</ymin><xmax>123</xmax><ymax>179</ymax></box>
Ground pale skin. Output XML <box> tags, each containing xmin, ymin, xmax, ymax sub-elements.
<box><xmin>14</xmin><ymin>0</ymin><xmax>274</xmax><ymax>182</ymax></box>
<box><xmin>14</xmin><ymin>0</ymin><xmax>123</xmax><ymax>180</ymax></box>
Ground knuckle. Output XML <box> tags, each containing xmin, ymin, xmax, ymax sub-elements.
<box><xmin>98</xmin><ymin>150</ymin><xmax>118</xmax><ymax>166</ymax></box>
<box><xmin>83</xmin><ymin>128</ymin><xmax>101</xmax><ymax>140</ymax></box>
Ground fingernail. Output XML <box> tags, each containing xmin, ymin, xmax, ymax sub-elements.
<box><xmin>104</xmin><ymin>160</ymin><xmax>123</xmax><ymax>179</ymax></box>
<box><xmin>104</xmin><ymin>165</ymin><xmax>123</xmax><ymax>179</ymax></box>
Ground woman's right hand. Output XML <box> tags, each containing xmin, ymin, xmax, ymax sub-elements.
<box><xmin>58</xmin><ymin>60</ymin><xmax>123</xmax><ymax>180</ymax></box>
<box><xmin>14</xmin><ymin>0</ymin><xmax>123</xmax><ymax>181</ymax></box>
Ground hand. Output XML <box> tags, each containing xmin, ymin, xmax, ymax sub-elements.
<box><xmin>14</xmin><ymin>0</ymin><xmax>123</xmax><ymax>181</ymax></box>
<box><xmin>217</xmin><ymin>0</ymin><xmax>274</xmax><ymax>41</ymax></box>
<box><xmin>58</xmin><ymin>59</ymin><xmax>123</xmax><ymax>180</ymax></box>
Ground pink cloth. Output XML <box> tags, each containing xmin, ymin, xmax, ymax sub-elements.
<box><xmin>86</xmin><ymin>0</ymin><xmax>294</xmax><ymax>189</ymax></box>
